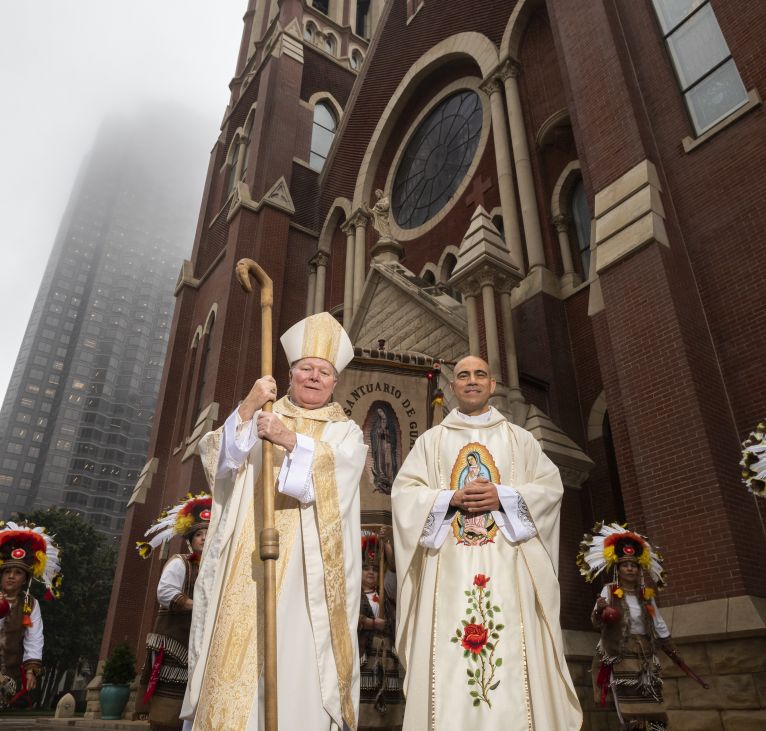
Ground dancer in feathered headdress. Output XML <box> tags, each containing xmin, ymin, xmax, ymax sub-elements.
<box><xmin>0</xmin><ymin>520</ymin><xmax>62</xmax><ymax>708</ymax></box>
<box><xmin>740</xmin><ymin>420</ymin><xmax>766</xmax><ymax>497</ymax></box>
<box><xmin>578</xmin><ymin>522</ymin><xmax>675</xmax><ymax>731</ymax></box>
<box><xmin>136</xmin><ymin>494</ymin><xmax>210</xmax><ymax>731</ymax></box>
<box><xmin>358</xmin><ymin>527</ymin><xmax>404</xmax><ymax>728</ymax></box>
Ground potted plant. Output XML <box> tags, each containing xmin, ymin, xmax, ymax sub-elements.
<box><xmin>99</xmin><ymin>642</ymin><xmax>136</xmax><ymax>720</ymax></box>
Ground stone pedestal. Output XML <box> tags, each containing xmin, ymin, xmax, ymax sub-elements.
<box><xmin>370</xmin><ymin>235</ymin><xmax>404</xmax><ymax>264</ymax></box>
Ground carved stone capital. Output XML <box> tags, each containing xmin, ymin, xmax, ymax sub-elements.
<box><xmin>495</xmin><ymin>57</ymin><xmax>522</xmax><ymax>82</ymax></box>
<box><xmin>552</xmin><ymin>214</ymin><xmax>570</xmax><ymax>234</ymax></box>
<box><xmin>308</xmin><ymin>260</ymin><xmax>318</xmax><ymax>275</ymax></box>
<box><xmin>348</xmin><ymin>208</ymin><xmax>370</xmax><ymax>229</ymax></box>
<box><xmin>479</xmin><ymin>75</ymin><xmax>502</xmax><ymax>97</ymax></box>
<box><xmin>310</xmin><ymin>250</ymin><xmax>330</xmax><ymax>268</ymax></box>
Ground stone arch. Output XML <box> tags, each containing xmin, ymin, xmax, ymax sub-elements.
<box><xmin>419</xmin><ymin>263</ymin><xmax>438</xmax><ymax>284</ymax></box>
<box><xmin>307</xmin><ymin>91</ymin><xmax>344</xmax><ymax>123</ymax></box>
<box><xmin>352</xmin><ymin>32</ymin><xmax>499</xmax><ymax>210</ymax></box>
<box><xmin>437</xmin><ymin>245</ymin><xmax>460</xmax><ymax>283</ymax></box>
<box><xmin>587</xmin><ymin>391</ymin><xmax>608</xmax><ymax>442</ymax></box>
<box><xmin>203</xmin><ymin>303</ymin><xmax>218</xmax><ymax>335</ymax></box>
<box><xmin>500</xmin><ymin>0</ymin><xmax>545</xmax><ymax>61</ymax></box>
<box><xmin>318</xmin><ymin>197</ymin><xmax>352</xmax><ymax>253</ymax></box>
<box><xmin>191</xmin><ymin>326</ymin><xmax>203</xmax><ymax>349</ymax></box>
<box><xmin>551</xmin><ymin>160</ymin><xmax>582</xmax><ymax>219</ymax></box>
<box><xmin>536</xmin><ymin>108</ymin><xmax>570</xmax><ymax>149</ymax></box>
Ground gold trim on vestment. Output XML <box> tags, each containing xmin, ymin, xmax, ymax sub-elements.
<box><xmin>300</xmin><ymin>314</ymin><xmax>342</xmax><ymax>368</ymax></box>
<box><xmin>312</xmin><ymin>440</ymin><xmax>357</xmax><ymax>730</ymax></box>
<box><xmin>194</xmin><ymin>399</ymin><xmax>338</xmax><ymax>729</ymax></box>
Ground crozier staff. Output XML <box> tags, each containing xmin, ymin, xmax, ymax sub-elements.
<box><xmin>0</xmin><ymin>521</ymin><xmax>62</xmax><ymax>709</ymax></box>
<box><xmin>181</xmin><ymin>312</ymin><xmax>368</xmax><ymax>731</ymax></box>
<box><xmin>137</xmin><ymin>494</ymin><xmax>211</xmax><ymax>731</ymax></box>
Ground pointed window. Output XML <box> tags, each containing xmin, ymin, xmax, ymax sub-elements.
<box><xmin>310</xmin><ymin>102</ymin><xmax>337</xmax><ymax>171</ymax></box>
<box><xmin>570</xmin><ymin>179</ymin><xmax>592</xmax><ymax>280</ymax></box>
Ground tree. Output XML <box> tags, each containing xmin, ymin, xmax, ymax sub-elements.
<box><xmin>18</xmin><ymin>507</ymin><xmax>117</xmax><ymax>703</ymax></box>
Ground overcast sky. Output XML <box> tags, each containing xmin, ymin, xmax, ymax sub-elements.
<box><xmin>0</xmin><ymin>1</ymin><xmax>245</xmax><ymax>403</ymax></box>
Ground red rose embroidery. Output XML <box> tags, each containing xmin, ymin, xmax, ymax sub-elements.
<box><xmin>461</xmin><ymin>623</ymin><xmax>489</xmax><ymax>654</ymax></box>
<box><xmin>473</xmin><ymin>574</ymin><xmax>489</xmax><ymax>588</ymax></box>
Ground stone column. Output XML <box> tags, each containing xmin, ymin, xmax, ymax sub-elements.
<box><xmin>500</xmin><ymin>60</ymin><xmax>546</xmax><ymax>272</ymax></box>
<box><xmin>464</xmin><ymin>291</ymin><xmax>480</xmax><ymax>357</ymax></box>
<box><xmin>480</xmin><ymin>278</ymin><xmax>502</xmax><ymax>380</ymax></box>
<box><xmin>341</xmin><ymin>220</ymin><xmax>355</xmax><ymax>327</ymax></box>
<box><xmin>553</xmin><ymin>214</ymin><xmax>576</xmax><ymax>276</ymax></box>
<box><xmin>351</xmin><ymin>210</ymin><xmax>369</xmax><ymax>312</ymax></box>
<box><xmin>306</xmin><ymin>260</ymin><xmax>317</xmax><ymax>317</ymax></box>
<box><xmin>499</xmin><ymin>289</ymin><xmax>524</xmax><ymax>404</ymax></box>
<box><xmin>480</xmin><ymin>76</ymin><xmax>524</xmax><ymax>271</ymax></box>
<box><xmin>312</xmin><ymin>250</ymin><xmax>330</xmax><ymax>313</ymax></box>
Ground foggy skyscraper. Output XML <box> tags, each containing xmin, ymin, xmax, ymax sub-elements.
<box><xmin>0</xmin><ymin>107</ymin><xmax>211</xmax><ymax>536</ymax></box>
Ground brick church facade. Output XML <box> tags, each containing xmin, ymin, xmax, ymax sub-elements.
<box><xmin>97</xmin><ymin>1</ymin><xmax>766</xmax><ymax>726</ymax></box>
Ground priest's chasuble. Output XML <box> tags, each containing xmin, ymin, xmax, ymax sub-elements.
<box><xmin>182</xmin><ymin>397</ymin><xmax>367</xmax><ymax>730</ymax></box>
<box><xmin>392</xmin><ymin>407</ymin><xmax>582</xmax><ymax>731</ymax></box>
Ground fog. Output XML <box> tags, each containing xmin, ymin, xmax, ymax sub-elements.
<box><xmin>0</xmin><ymin>0</ymin><xmax>246</xmax><ymax>402</ymax></box>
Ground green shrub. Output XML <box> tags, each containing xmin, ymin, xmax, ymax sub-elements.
<box><xmin>101</xmin><ymin>642</ymin><xmax>136</xmax><ymax>685</ymax></box>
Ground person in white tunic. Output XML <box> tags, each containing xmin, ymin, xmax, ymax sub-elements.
<box><xmin>0</xmin><ymin>521</ymin><xmax>62</xmax><ymax>709</ymax></box>
<box><xmin>181</xmin><ymin>312</ymin><xmax>367</xmax><ymax>731</ymax></box>
<box><xmin>391</xmin><ymin>356</ymin><xmax>582</xmax><ymax>731</ymax></box>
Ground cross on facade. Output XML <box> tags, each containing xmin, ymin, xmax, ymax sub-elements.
<box><xmin>465</xmin><ymin>175</ymin><xmax>492</xmax><ymax>208</ymax></box>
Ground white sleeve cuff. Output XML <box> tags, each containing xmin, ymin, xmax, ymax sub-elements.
<box><xmin>419</xmin><ymin>490</ymin><xmax>454</xmax><ymax>549</ymax></box>
<box><xmin>217</xmin><ymin>407</ymin><xmax>260</xmax><ymax>478</ymax></box>
<box><xmin>492</xmin><ymin>484</ymin><xmax>537</xmax><ymax>543</ymax></box>
<box><xmin>278</xmin><ymin>433</ymin><xmax>315</xmax><ymax>504</ymax></box>
<box><xmin>23</xmin><ymin>602</ymin><xmax>44</xmax><ymax>662</ymax></box>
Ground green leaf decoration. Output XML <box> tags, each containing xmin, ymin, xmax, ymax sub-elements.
<box><xmin>473</xmin><ymin>698</ymin><xmax>480</xmax><ymax>707</ymax></box>
<box><xmin>491</xmin><ymin>632</ymin><xmax>499</xmax><ymax>639</ymax></box>
<box><xmin>470</xmin><ymin>690</ymin><xmax>479</xmax><ymax>698</ymax></box>
<box><xmin>450</xmin><ymin>637</ymin><xmax>458</xmax><ymax>643</ymax></box>
<box><xmin>468</xmin><ymin>679</ymin><xmax>476</xmax><ymax>686</ymax></box>
<box><xmin>496</xmin><ymin>658</ymin><xmax>503</xmax><ymax>666</ymax></box>
<box><xmin>464</xmin><ymin>650</ymin><xmax>470</xmax><ymax>658</ymax></box>
<box><xmin>495</xmin><ymin>624</ymin><xmax>505</xmax><ymax>630</ymax></box>
<box><xmin>490</xmin><ymin>681</ymin><xmax>500</xmax><ymax>691</ymax></box>
<box><xmin>493</xmin><ymin>605</ymin><xmax>501</xmax><ymax>612</ymax></box>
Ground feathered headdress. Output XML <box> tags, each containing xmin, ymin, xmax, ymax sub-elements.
<box><xmin>577</xmin><ymin>521</ymin><xmax>665</xmax><ymax>588</ymax></box>
<box><xmin>136</xmin><ymin>493</ymin><xmax>211</xmax><ymax>559</ymax></box>
<box><xmin>740</xmin><ymin>421</ymin><xmax>766</xmax><ymax>497</ymax></box>
<box><xmin>0</xmin><ymin>521</ymin><xmax>63</xmax><ymax>624</ymax></box>
<box><xmin>361</xmin><ymin>530</ymin><xmax>380</xmax><ymax>566</ymax></box>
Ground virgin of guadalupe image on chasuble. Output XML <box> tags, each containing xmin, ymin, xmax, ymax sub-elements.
<box><xmin>392</xmin><ymin>408</ymin><xmax>580</xmax><ymax>731</ymax></box>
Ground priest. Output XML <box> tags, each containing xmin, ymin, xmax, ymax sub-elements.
<box><xmin>391</xmin><ymin>355</ymin><xmax>582</xmax><ymax>730</ymax></box>
<box><xmin>182</xmin><ymin>312</ymin><xmax>368</xmax><ymax>731</ymax></box>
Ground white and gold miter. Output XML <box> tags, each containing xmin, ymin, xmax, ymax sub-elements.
<box><xmin>280</xmin><ymin>312</ymin><xmax>355</xmax><ymax>373</ymax></box>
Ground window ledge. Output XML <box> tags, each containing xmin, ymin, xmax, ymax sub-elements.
<box><xmin>682</xmin><ymin>88</ymin><xmax>761</xmax><ymax>153</ymax></box>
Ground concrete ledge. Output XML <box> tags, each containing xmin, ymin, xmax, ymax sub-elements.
<box><xmin>594</xmin><ymin>159</ymin><xmax>662</xmax><ymax>218</ymax></box>
<box><xmin>595</xmin><ymin>211</ymin><xmax>669</xmax><ymax>273</ymax></box>
<box><xmin>665</xmin><ymin>596</ymin><xmax>766</xmax><ymax>641</ymax></box>
<box><xmin>563</xmin><ymin>628</ymin><xmax>598</xmax><ymax>659</ymax></box>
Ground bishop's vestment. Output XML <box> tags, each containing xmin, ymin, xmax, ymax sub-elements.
<box><xmin>181</xmin><ymin>397</ymin><xmax>367</xmax><ymax>730</ymax></box>
<box><xmin>392</xmin><ymin>407</ymin><xmax>582</xmax><ymax>730</ymax></box>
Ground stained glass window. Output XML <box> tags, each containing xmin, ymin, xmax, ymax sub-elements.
<box><xmin>392</xmin><ymin>91</ymin><xmax>482</xmax><ymax>229</ymax></box>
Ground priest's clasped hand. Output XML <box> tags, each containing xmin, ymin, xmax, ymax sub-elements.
<box><xmin>256</xmin><ymin>411</ymin><xmax>298</xmax><ymax>452</ymax></box>
<box><xmin>450</xmin><ymin>477</ymin><xmax>501</xmax><ymax>513</ymax></box>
